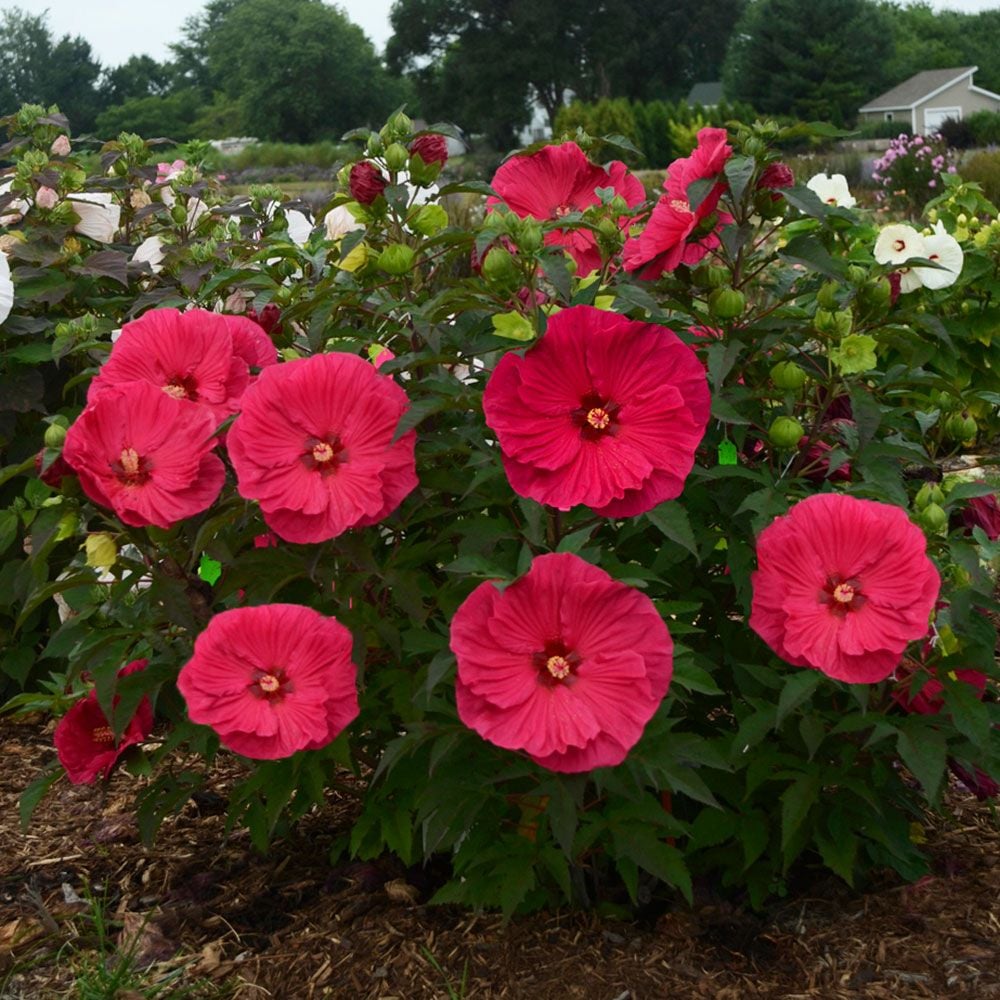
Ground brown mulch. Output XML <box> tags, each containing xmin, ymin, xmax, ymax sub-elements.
<box><xmin>1</xmin><ymin>716</ymin><xmax>998</xmax><ymax>999</ymax></box>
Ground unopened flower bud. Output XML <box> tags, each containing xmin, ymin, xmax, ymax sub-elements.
<box><xmin>35</xmin><ymin>186</ymin><xmax>58</xmax><ymax>210</ymax></box>
<box><xmin>517</xmin><ymin>218</ymin><xmax>544</xmax><ymax>253</ymax></box>
<box><xmin>349</xmin><ymin>162</ymin><xmax>388</xmax><ymax>206</ymax></box>
<box><xmin>915</xmin><ymin>482</ymin><xmax>945</xmax><ymax>509</ymax></box>
<box><xmin>918</xmin><ymin>502</ymin><xmax>948</xmax><ymax>533</ymax></box>
<box><xmin>366</xmin><ymin>133</ymin><xmax>384</xmax><ymax>157</ymax></box>
<box><xmin>409</xmin><ymin>133</ymin><xmax>448</xmax><ymax>168</ymax></box>
<box><xmin>384</xmin><ymin>143</ymin><xmax>409</xmax><ymax>172</ymax></box>
<box><xmin>377</xmin><ymin>243</ymin><xmax>416</xmax><ymax>275</ymax></box>
<box><xmin>50</xmin><ymin>134</ymin><xmax>71</xmax><ymax>157</ymax></box>
<box><xmin>770</xmin><ymin>361</ymin><xmax>807</xmax><ymax>391</ymax></box>
<box><xmin>43</xmin><ymin>422</ymin><xmax>67</xmax><ymax>448</ymax></box>
<box><xmin>816</xmin><ymin>280</ymin><xmax>839</xmax><ymax>310</ymax></box>
<box><xmin>769</xmin><ymin>416</ymin><xmax>805</xmax><ymax>449</ymax></box>
<box><xmin>757</xmin><ymin>162</ymin><xmax>794</xmax><ymax>190</ymax></box>
<box><xmin>708</xmin><ymin>287</ymin><xmax>746</xmax><ymax>319</ymax></box>
<box><xmin>481</xmin><ymin>246</ymin><xmax>519</xmax><ymax>286</ymax></box>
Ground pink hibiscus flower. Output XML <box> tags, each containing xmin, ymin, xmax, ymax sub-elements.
<box><xmin>624</xmin><ymin>127</ymin><xmax>733</xmax><ymax>279</ymax></box>
<box><xmin>750</xmin><ymin>494</ymin><xmax>940</xmax><ymax>683</ymax></box>
<box><xmin>961</xmin><ymin>494</ymin><xmax>1000</xmax><ymax>540</ymax></box>
<box><xmin>63</xmin><ymin>381</ymin><xmax>225</xmax><ymax>529</ymax></box>
<box><xmin>482</xmin><ymin>305</ymin><xmax>710</xmax><ymax>516</ymax></box>
<box><xmin>88</xmin><ymin>308</ymin><xmax>276</xmax><ymax>425</ymax></box>
<box><xmin>450</xmin><ymin>553</ymin><xmax>673</xmax><ymax>772</ymax></box>
<box><xmin>54</xmin><ymin>659</ymin><xmax>154</xmax><ymax>784</ymax></box>
<box><xmin>487</xmin><ymin>142</ymin><xmax>645</xmax><ymax>275</ymax></box>
<box><xmin>227</xmin><ymin>352</ymin><xmax>418</xmax><ymax>544</ymax></box>
<box><xmin>892</xmin><ymin>661</ymin><xmax>988</xmax><ymax>715</ymax></box>
<box><xmin>177</xmin><ymin>604</ymin><xmax>359</xmax><ymax>760</ymax></box>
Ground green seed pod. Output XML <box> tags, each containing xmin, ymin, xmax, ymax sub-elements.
<box><xmin>915</xmin><ymin>482</ymin><xmax>945</xmax><ymax>509</ymax></box>
<box><xmin>43</xmin><ymin>423</ymin><xmax>67</xmax><ymax>448</ymax></box>
<box><xmin>384</xmin><ymin>142</ymin><xmax>409</xmax><ymax>172</ymax></box>
<box><xmin>692</xmin><ymin>264</ymin><xmax>730</xmax><ymax>289</ymax></box>
<box><xmin>481</xmin><ymin>246</ymin><xmax>520</xmax><ymax>286</ymax></box>
<box><xmin>768</xmin><ymin>415</ymin><xmax>805</xmax><ymax>449</ymax></box>
<box><xmin>918</xmin><ymin>502</ymin><xmax>948</xmax><ymax>533</ymax></box>
<box><xmin>770</xmin><ymin>361</ymin><xmax>807</xmax><ymax>391</ymax></box>
<box><xmin>377</xmin><ymin>243</ymin><xmax>417</xmax><ymax>275</ymax></box>
<box><xmin>708</xmin><ymin>287</ymin><xmax>746</xmax><ymax>319</ymax></box>
<box><xmin>516</xmin><ymin>218</ymin><xmax>544</xmax><ymax>253</ymax></box>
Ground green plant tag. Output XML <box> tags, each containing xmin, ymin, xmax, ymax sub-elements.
<box><xmin>718</xmin><ymin>440</ymin><xmax>738</xmax><ymax>465</ymax></box>
<box><xmin>198</xmin><ymin>554</ymin><xmax>222</xmax><ymax>586</ymax></box>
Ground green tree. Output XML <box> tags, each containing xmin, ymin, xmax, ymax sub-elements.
<box><xmin>0</xmin><ymin>8</ymin><xmax>103</xmax><ymax>131</ymax></box>
<box><xmin>175</xmin><ymin>0</ymin><xmax>409</xmax><ymax>142</ymax></box>
<box><xmin>94</xmin><ymin>90</ymin><xmax>203</xmax><ymax>141</ymax></box>
<box><xmin>100</xmin><ymin>55</ymin><xmax>174</xmax><ymax>108</ymax></box>
<box><xmin>387</xmin><ymin>0</ymin><xmax>746</xmax><ymax>149</ymax></box>
<box><xmin>723</xmin><ymin>0</ymin><xmax>893</xmax><ymax>125</ymax></box>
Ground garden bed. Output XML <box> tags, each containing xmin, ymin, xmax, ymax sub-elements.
<box><xmin>1</xmin><ymin>716</ymin><xmax>997</xmax><ymax>999</ymax></box>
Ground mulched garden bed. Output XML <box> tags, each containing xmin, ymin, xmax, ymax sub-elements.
<box><xmin>1</xmin><ymin>715</ymin><xmax>997</xmax><ymax>999</ymax></box>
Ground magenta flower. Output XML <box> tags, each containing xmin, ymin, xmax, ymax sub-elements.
<box><xmin>451</xmin><ymin>553</ymin><xmax>673</xmax><ymax>772</ymax></box>
<box><xmin>750</xmin><ymin>494</ymin><xmax>940</xmax><ymax>683</ymax></box>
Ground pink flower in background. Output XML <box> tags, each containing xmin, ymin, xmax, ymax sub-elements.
<box><xmin>750</xmin><ymin>494</ymin><xmax>940</xmax><ymax>683</ymax></box>
<box><xmin>156</xmin><ymin>159</ymin><xmax>186</xmax><ymax>182</ymax></box>
<box><xmin>63</xmin><ymin>380</ymin><xmax>226</xmax><ymax>529</ymax></box>
<box><xmin>758</xmin><ymin>162</ymin><xmax>794</xmax><ymax>191</ymax></box>
<box><xmin>227</xmin><ymin>352</ymin><xmax>418</xmax><ymax>543</ymax></box>
<box><xmin>962</xmin><ymin>493</ymin><xmax>1000</xmax><ymax>539</ymax></box>
<box><xmin>54</xmin><ymin>660</ymin><xmax>154</xmax><ymax>784</ymax></box>
<box><xmin>50</xmin><ymin>135</ymin><xmax>71</xmax><ymax>157</ymax></box>
<box><xmin>483</xmin><ymin>305</ymin><xmax>710</xmax><ymax>516</ymax></box>
<box><xmin>88</xmin><ymin>308</ymin><xmax>275</xmax><ymax>423</ymax></box>
<box><xmin>892</xmin><ymin>662</ymin><xmax>987</xmax><ymax>715</ymax></box>
<box><xmin>487</xmin><ymin>142</ymin><xmax>645</xmax><ymax>275</ymax></box>
<box><xmin>451</xmin><ymin>553</ymin><xmax>673</xmax><ymax>773</ymax></box>
<box><xmin>624</xmin><ymin>127</ymin><xmax>734</xmax><ymax>278</ymax></box>
<box><xmin>35</xmin><ymin>186</ymin><xmax>58</xmax><ymax>210</ymax></box>
<box><xmin>178</xmin><ymin>604</ymin><xmax>359</xmax><ymax>760</ymax></box>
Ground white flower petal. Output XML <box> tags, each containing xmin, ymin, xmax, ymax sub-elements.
<box><xmin>286</xmin><ymin>209</ymin><xmax>313</xmax><ymax>247</ymax></box>
<box><xmin>918</xmin><ymin>232</ymin><xmax>963</xmax><ymax>289</ymax></box>
<box><xmin>323</xmin><ymin>204</ymin><xmax>364</xmax><ymax>241</ymax></box>
<box><xmin>806</xmin><ymin>172</ymin><xmax>856</xmax><ymax>209</ymax></box>
<box><xmin>0</xmin><ymin>252</ymin><xmax>13</xmax><ymax>324</ymax></box>
<box><xmin>68</xmin><ymin>193</ymin><xmax>120</xmax><ymax>243</ymax></box>
<box><xmin>132</xmin><ymin>235</ymin><xmax>165</xmax><ymax>274</ymax></box>
<box><xmin>874</xmin><ymin>224</ymin><xmax>926</xmax><ymax>266</ymax></box>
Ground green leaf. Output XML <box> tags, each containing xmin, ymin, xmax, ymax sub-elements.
<box><xmin>780</xmin><ymin>773</ymin><xmax>820</xmax><ymax>850</ymax></box>
<box><xmin>775</xmin><ymin>671</ymin><xmax>822</xmax><ymax>728</ymax></box>
<box><xmin>544</xmin><ymin>779</ymin><xmax>579</xmax><ymax>856</ymax></box>
<box><xmin>646</xmin><ymin>502</ymin><xmax>698</xmax><ymax>558</ymax></box>
<box><xmin>491</xmin><ymin>311</ymin><xmax>535</xmax><ymax>341</ymax></box>
<box><xmin>614</xmin><ymin>827</ymin><xmax>692</xmax><ymax>902</ymax></box>
<box><xmin>815</xmin><ymin>812</ymin><xmax>858</xmax><ymax>885</ymax></box>
<box><xmin>897</xmin><ymin>725</ymin><xmax>947</xmax><ymax>801</ymax></box>
<box><xmin>19</xmin><ymin>767</ymin><xmax>62</xmax><ymax>829</ymax></box>
<box><xmin>724</xmin><ymin>155</ymin><xmax>756</xmax><ymax>204</ymax></box>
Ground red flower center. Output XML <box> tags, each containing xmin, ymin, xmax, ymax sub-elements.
<box><xmin>163</xmin><ymin>373</ymin><xmax>199</xmax><ymax>400</ymax></box>
<box><xmin>91</xmin><ymin>725</ymin><xmax>114</xmax><ymax>744</ymax></box>
<box><xmin>250</xmin><ymin>667</ymin><xmax>294</xmax><ymax>702</ymax></box>
<box><xmin>112</xmin><ymin>447</ymin><xmax>152</xmax><ymax>486</ymax></box>
<box><xmin>820</xmin><ymin>576</ymin><xmax>866</xmax><ymax>616</ymax></box>
<box><xmin>301</xmin><ymin>436</ymin><xmax>346</xmax><ymax>476</ymax></box>
<box><xmin>572</xmin><ymin>392</ymin><xmax>619</xmax><ymax>441</ymax></box>
<box><xmin>825</xmin><ymin>197</ymin><xmax>837</xmax><ymax>205</ymax></box>
<box><xmin>893</xmin><ymin>239</ymin><xmax>906</xmax><ymax>253</ymax></box>
<box><xmin>532</xmin><ymin>639</ymin><xmax>581</xmax><ymax>686</ymax></box>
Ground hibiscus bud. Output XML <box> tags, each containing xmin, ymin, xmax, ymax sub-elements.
<box><xmin>758</xmin><ymin>162</ymin><xmax>794</xmax><ymax>190</ymax></box>
<box><xmin>961</xmin><ymin>494</ymin><xmax>1000</xmax><ymax>539</ymax></box>
<box><xmin>377</xmin><ymin>243</ymin><xmax>416</xmax><ymax>275</ymax></box>
<box><xmin>409</xmin><ymin>203</ymin><xmax>448</xmax><ymax>236</ymax></box>
<box><xmin>349</xmin><ymin>162</ymin><xmax>388</xmax><ymax>206</ymax></box>
<box><xmin>482</xmin><ymin>246</ymin><xmax>520</xmax><ymax>287</ymax></box>
<box><xmin>708</xmin><ymin>287</ymin><xmax>746</xmax><ymax>319</ymax></box>
<box><xmin>944</xmin><ymin>412</ymin><xmax>977</xmax><ymax>443</ymax></box>
<box><xmin>816</xmin><ymin>281</ymin><xmax>840</xmax><ymax>310</ymax></box>
<box><xmin>384</xmin><ymin>143</ymin><xmax>409</xmax><ymax>172</ymax></box>
<box><xmin>692</xmin><ymin>264</ymin><xmax>729</xmax><ymax>289</ymax></box>
<box><xmin>170</xmin><ymin>203</ymin><xmax>188</xmax><ymax>225</ymax></box>
<box><xmin>917</xmin><ymin>502</ymin><xmax>948</xmax><ymax>533</ymax></box>
<box><xmin>44</xmin><ymin>422</ymin><xmax>67</xmax><ymax>448</ymax></box>
<box><xmin>915</xmin><ymin>482</ymin><xmax>945</xmax><ymax>509</ymax></box>
<box><xmin>770</xmin><ymin>361</ymin><xmax>807</xmax><ymax>391</ymax></box>
<box><xmin>409</xmin><ymin>133</ymin><xmax>448</xmax><ymax>169</ymax></box>
<box><xmin>366</xmin><ymin>133</ymin><xmax>384</xmax><ymax>157</ymax></box>
<box><xmin>50</xmin><ymin>134</ymin><xmax>71</xmax><ymax>157</ymax></box>
<box><xmin>35</xmin><ymin>186</ymin><xmax>58</xmax><ymax>210</ymax></box>
<box><xmin>846</xmin><ymin>265</ymin><xmax>867</xmax><ymax>285</ymax></box>
<box><xmin>769</xmin><ymin>416</ymin><xmax>805</xmax><ymax>449</ymax></box>
<box><xmin>516</xmin><ymin>218</ymin><xmax>544</xmax><ymax>253</ymax></box>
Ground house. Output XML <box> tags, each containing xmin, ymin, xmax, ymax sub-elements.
<box><xmin>686</xmin><ymin>82</ymin><xmax>724</xmax><ymax>109</ymax></box>
<box><xmin>858</xmin><ymin>66</ymin><xmax>1000</xmax><ymax>134</ymax></box>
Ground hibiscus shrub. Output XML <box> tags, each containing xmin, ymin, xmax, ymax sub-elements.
<box><xmin>2</xmin><ymin>104</ymin><xmax>999</xmax><ymax>915</ymax></box>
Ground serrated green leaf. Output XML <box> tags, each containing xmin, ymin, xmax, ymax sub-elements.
<box><xmin>897</xmin><ymin>725</ymin><xmax>947</xmax><ymax>801</ymax></box>
<box><xmin>780</xmin><ymin>773</ymin><xmax>820</xmax><ymax>850</ymax></box>
<box><xmin>775</xmin><ymin>671</ymin><xmax>822</xmax><ymax>727</ymax></box>
<box><xmin>646</xmin><ymin>501</ymin><xmax>698</xmax><ymax>558</ymax></box>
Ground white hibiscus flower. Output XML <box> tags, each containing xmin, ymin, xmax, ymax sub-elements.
<box><xmin>0</xmin><ymin>251</ymin><xmax>13</xmax><ymax>324</ymax></box>
<box><xmin>67</xmin><ymin>193</ymin><xmax>121</xmax><ymax>243</ymax></box>
<box><xmin>917</xmin><ymin>220</ymin><xmax>963</xmax><ymax>290</ymax></box>
<box><xmin>806</xmin><ymin>172</ymin><xmax>856</xmax><ymax>209</ymax></box>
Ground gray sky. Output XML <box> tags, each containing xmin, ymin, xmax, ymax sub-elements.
<box><xmin>4</xmin><ymin>0</ymin><xmax>1000</xmax><ymax>70</ymax></box>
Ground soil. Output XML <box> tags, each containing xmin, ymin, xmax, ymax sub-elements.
<box><xmin>1</xmin><ymin>716</ymin><xmax>998</xmax><ymax>1000</ymax></box>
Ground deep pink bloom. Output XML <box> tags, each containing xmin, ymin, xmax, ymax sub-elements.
<box><xmin>410</xmin><ymin>133</ymin><xmax>448</xmax><ymax>168</ymax></box>
<box><xmin>892</xmin><ymin>662</ymin><xmax>987</xmax><ymax>715</ymax></box>
<box><xmin>227</xmin><ymin>352</ymin><xmax>418</xmax><ymax>543</ymax></box>
<box><xmin>624</xmin><ymin>127</ymin><xmax>733</xmax><ymax>279</ymax></box>
<box><xmin>349</xmin><ymin>162</ymin><xmax>388</xmax><ymax>205</ymax></box>
<box><xmin>88</xmin><ymin>308</ymin><xmax>275</xmax><ymax>424</ymax></box>
<box><xmin>758</xmin><ymin>162</ymin><xmax>794</xmax><ymax>191</ymax></box>
<box><xmin>245</xmin><ymin>303</ymin><xmax>283</xmax><ymax>339</ymax></box>
<box><xmin>961</xmin><ymin>494</ymin><xmax>1000</xmax><ymax>539</ymax></box>
<box><xmin>177</xmin><ymin>604</ymin><xmax>359</xmax><ymax>760</ymax></box>
<box><xmin>35</xmin><ymin>448</ymin><xmax>74</xmax><ymax>488</ymax></box>
<box><xmin>800</xmin><ymin>419</ymin><xmax>854</xmax><ymax>482</ymax></box>
<box><xmin>54</xmin><ymin>659</ymin><xmax>154</xmax><ymax>784</ymax></box>
<box><xmin>63</xmin><ymin>381</ymin><xmax>225</xmax><ymax>529</ymax></box>
<box><xmin>949</xmin><ymin>760</ymin><xmax>999</xmax><ymax>800</ymax></box>
<box><xmin>750</xmin><ymin>494</ymin><xmax>940</xmax><ymax>683</ymax></box>
<box><xmin>483</xmin><ymin>305</ymin><xmax>710</xmax><ymax>516</ymax></box>
<box><xmin>487</xmin><ymin>142</ymin><xmax>645</xmax><ymax>275</ymax></box>
<box><xmin>450</xmin><ymin>553</ymin><xmax>673</xmax><ymax>772</ymax></box>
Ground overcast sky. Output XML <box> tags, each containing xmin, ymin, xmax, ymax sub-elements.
<box><xmin>4</xmin><ymin>0</ymin><xmax>1000</xmax><ymax>70</ymax></box>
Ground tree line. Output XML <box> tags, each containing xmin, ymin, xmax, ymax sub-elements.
<box><xmin>3</xmin><ymin>0</ymin><xmax>1000</xmax><ymax>151</ymax></box>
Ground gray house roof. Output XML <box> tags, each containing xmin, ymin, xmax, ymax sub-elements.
<box><xmin>687</xmin><ymin>81</ymin><xmax>724</xmax><ymax>107</ymax></box>
<box><xmin>859</xmin><ymin>67</ymin><xmax>981</xmax><ymax>112</ymax></box>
